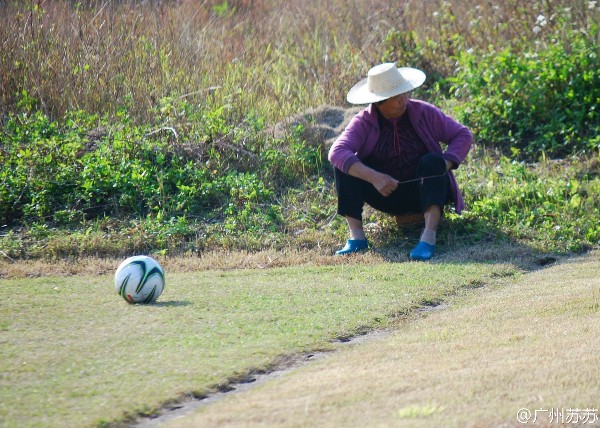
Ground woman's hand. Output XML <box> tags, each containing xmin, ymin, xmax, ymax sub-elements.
<box><xmin>347</xmin><ymin>162</ymin><xmax>399</xmax><ymax>197</ymax></box>
<box><xmin>372</xmin><ymin>172</ymin><xmax>399</xmax><ymax>197</ymax></box>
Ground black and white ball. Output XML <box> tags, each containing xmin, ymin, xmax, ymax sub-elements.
<box><xmin>114</xmin><ymin>255</ymin><xmax>165</xmax><ymax>304</ymax></box>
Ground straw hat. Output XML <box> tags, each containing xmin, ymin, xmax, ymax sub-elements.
<box><xmin>346</xmin><ymin>63</ymin><xmax>426</xmax><ymax>105</ymax></box>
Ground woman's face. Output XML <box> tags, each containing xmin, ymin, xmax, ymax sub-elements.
<box><xmin>377</xmin><ymin>91</ymin><xmax>411</xmax><ymax>119</ymax></box>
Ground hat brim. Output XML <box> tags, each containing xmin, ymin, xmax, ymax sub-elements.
<box><xmin>346</xmin><ymin>67</ymin><xmax>426</xmax><ymax>105</ymax></box>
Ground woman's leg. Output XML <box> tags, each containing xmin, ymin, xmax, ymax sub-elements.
<box><xmin>411</xmin><ymin>153</ymin><xmax>450</xmax><ymax>260</ymax></box>
<box><xmin>333</xmin><ymin>155</ymin><xmax>450</xmax><ymax>258</ymax></box>
<box><xmin>419</xmin><ymin>153</ymin><xmax>450</xmax><ymax>215</ymax></box>
<box><xmin>333</xmin><ymin>168</ymin><xmax>371</xmax><ymax>254</ymax></box>
<box><xmin>333</xmin><ymin>167</ymin><xmax>420</xmax><ymax>254</ymax></box>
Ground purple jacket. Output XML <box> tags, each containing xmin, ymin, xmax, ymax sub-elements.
<box><xmin>328</xmin><ymin>100</ymin><xmax>473</xmax><ymax>213</ymax></box>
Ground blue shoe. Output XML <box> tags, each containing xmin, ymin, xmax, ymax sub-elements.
<box><xmin>409</xmin><ymin>241</ymin><xmax>435</xmax><ymax>261</ymax></box>
<box><xmin>335</xmin><ymin>239</ymin><xmax>369</xmax><ymax>255</ymax></box>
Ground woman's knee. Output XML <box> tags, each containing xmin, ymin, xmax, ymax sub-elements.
<box><xmin>419</xmin><ymin>153</ymin><xmax>446</xmax><ymax>175</ymax></box>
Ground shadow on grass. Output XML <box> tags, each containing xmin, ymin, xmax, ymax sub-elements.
<box><xmin>153</xmin><ymin>300</ymin><xmax>193</xmax><ymax>307</ymax></box>
<box><xmin>369</xmin><ymin>213</ymin><xmax>559</xmax><ymax>272</ymax></box>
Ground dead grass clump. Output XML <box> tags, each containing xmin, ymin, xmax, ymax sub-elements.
<box><xmin>0</xmin><ymin>239</ymin><xmax>556</xmax><ymax>279</ymax></box>
<box><xmin>0</xmin><ymin>248</ymin><xmax>389</xmax><ymax>279</ymax></box>
<box><xmin>268</xmin><ymin>105</ymin><xmax>362</xmax><ymax>148</ymax></box>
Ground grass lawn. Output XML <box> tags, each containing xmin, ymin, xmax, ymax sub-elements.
<box><xmin>173</xmin><ymin>251</ymin><xmax>600</xmax><ymax>427</ymax></box>
<box><xmin>0</xmin><ymin>259</ymin><xmax>516</xmax><ymax>427</ymax></box>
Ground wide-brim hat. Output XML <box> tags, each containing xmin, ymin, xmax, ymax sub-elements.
<box><xmin>346</xmin><ymin>63</ymin><xmax>426</xmax><ymax>105</ymax></box>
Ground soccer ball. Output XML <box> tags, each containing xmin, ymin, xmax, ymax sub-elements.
<box><xmin>114</xmin><ymin>255</ymin><xmax>165</xmax><ymax>304</ymax></box>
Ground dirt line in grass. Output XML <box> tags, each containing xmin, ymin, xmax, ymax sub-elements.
<box><xmin>132</xmin><ymin>329</ymin><xmax>396</xmax><ymax>427</ymax></box>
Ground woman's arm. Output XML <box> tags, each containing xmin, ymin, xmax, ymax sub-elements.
<box><xmin>347</xmin><ymin>161</ymin><xmax>399</xmax><ymax>197</ymax></box>
<box><xmin>328</xmin><ymin>110</ymin><xmax>370</xmax><ymax>173</ymax></box>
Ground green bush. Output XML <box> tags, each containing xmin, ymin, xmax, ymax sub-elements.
<box><xmin>450</xmin><ymin>25</ymin><xmax>599</xmax><ymax>159</ymax></box>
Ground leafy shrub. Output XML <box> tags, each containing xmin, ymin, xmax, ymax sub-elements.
<box><xmin>450</xmin><ymin>25</ymin><xmax>599</xmax><ymax>159</ymax></box>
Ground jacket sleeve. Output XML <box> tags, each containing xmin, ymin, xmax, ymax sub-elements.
<box><xmin>327</xmin><ymin>112</ymin><xmax>369</xmax><ymax>174</ymax></box>
<box><xmin>424</xmin><ymin>104</ymin><xmax>473</xmax><ymax>168</ymax></box>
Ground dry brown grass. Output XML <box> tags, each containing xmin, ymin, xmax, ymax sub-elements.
<box><xmin>165</xmin><ymin>250</ymin><xmax>600</xmax><ymax>428</ymax></box>
<box><xmin>2</xmin><ymin>0</ymin><xmax>585</xmax><ymax>122</ymax></box>
<box><xmin>0</xmin><ymin>249</ymin><xmax>376</xmax><ymax>279</ymax></box>
<box><xmin>0</xmin><ymin>239</ymin><xmax>552</xmax><ymax>279</ymax></box>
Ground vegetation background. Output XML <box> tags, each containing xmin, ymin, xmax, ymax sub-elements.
<box><xmin>0</xmin><ymin>0</ymin><xmax>599</xmax><ymax>262</ymax></box>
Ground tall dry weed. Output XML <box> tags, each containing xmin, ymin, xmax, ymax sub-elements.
<box><xmin>1</xmin><ymin>0</ymin><xmax>592</xmax><ymax>122</ymax></box>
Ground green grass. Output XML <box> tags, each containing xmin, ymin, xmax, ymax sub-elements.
<box><xmin>0</xmin><ymin>261</ymin><xmax>517</xmax><ymax>427</ymax></box>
